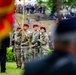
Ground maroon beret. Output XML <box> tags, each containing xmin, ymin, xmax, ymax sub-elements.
<box><xmin>40</xmin><ymin>26</ymin><xmax>46</xmax><ymax>32</ymax></box>
<box><xmin>16</xmin><ymin>27</ymin><xmax>21</xmax><ymax>31</ymax></box>
<box><xmin>33</xmin><ymin>24</ymin><xmax>39</xmax><ymax>28</ymax></box>
<box><xmin>24</xmin><ymin>24</ymin><xmax>29</xmax><ymax>27</ymax></box>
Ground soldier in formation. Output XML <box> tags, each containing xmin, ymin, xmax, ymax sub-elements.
<box><xmin>14</xmin><ymin>27</ymin><xmax>22</xmax><ymax>69</ymax></box>
<box><xmin>12</xmin><ymin>24</ymin><xmax>50</xmax><ymax>66</ymax></box>
<box><xmin>38</xmin><ymin>26</ymin><xmax>49</xmax><ymax>56</ymax></box>
<box><xmin>30</xmin><ymin>24</ymin><xmax>40</xmax><ymax>59</ymax></box>
<box><xmin>21</xmin><ymin>24</ymin><xmax>31</xmax><ymax>62</ymax></box>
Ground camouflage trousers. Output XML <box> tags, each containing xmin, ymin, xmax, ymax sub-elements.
<box><xmin>15</xmin><ymin>48</ymin><xmax>22</xmax><ymax>68</ymax></box>
<box><xmin>40</xmin><ymin>47</ymin><xmax>48</xmax><ymax>56</ymax></box>
<box><xmin>21</xmin><ymin>46</ymin><xmax>31</xmax><ymax>63</ymax></box>
<box><xmin>31</xmin><ymin>48</ymin><xmax>39</xmax><ymax>59</ymax></box>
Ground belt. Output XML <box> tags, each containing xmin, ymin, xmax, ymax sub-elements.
<box><xmin>21</xmin><ymin>46</ymin><xmax>29</xmax><ymax>48</ymax></box>
<box><xmin>21</xmin><ymin>45</ymin><xmax>28</xmax><ymax>46</ymax></box>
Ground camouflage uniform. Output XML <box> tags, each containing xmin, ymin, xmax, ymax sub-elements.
<box><xmin>39</xmin><ymin>32</ymin><xmax>49</xmax><ymax>56</ymax></box>
<box><xmin>15</xmin><ymin>30</ymin><xmax>22</xmax><ymax>68</ymax></box>
<box><xmin>9</xmin><ymin>32</ymin><xmax>13</xmax><ymax>46</ymax></box>
<box><xmin>12</xmin><ymin>31</ymin><xmax>16</xmax><ymax>52</ymax></box>
<box><xmin>48</xmin><ymin>33</ymin><xmax>54</xmax><ymax>50</ymax></box>
<box><xmin>31</xmin><ymin>31</ymin><xmax>40</xmax><ymax>58</ymax></box>
<box><xmin>21</xmin><ymin>30</ymin><xmax>31</xmax><ymax>62</ymax></box>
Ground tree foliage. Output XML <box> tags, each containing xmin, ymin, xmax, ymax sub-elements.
<box><xmin>63</xmin><ymin>0</ymin><xmax>76</xmax><ymax>6</ymax></box>
<box><xmin>6</xmin><ymin>49</ymin><xmax>15</xmax><ymax>62</ymax></box>
<box><xmin>37</xmin><ymin>0</ymin><xmax>76</xmax><ymax>14</ymax></box>
<box><xmin>37</xmin><ymin>0</ymin><xmax>76</xmax><ymax>6</ymax></box>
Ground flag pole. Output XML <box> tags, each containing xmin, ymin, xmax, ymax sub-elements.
<box><xmin>21</xmin><ymin>0</ymin><xmax>25</xmax><ymax>40</ymax></box>
<box><xmin>21</xmin><ymin>0</ymin><xmax>32</xmax><ymax>45</ymax></box>
<box><xmin>56</xmin><ymin>0</ymin><xmax>62</xmax><ymax>22</ymax></box>
<box><xmin>22</xmin><ymin>0</ymin><xmax>25</xmax><ymax>29</ymax></box>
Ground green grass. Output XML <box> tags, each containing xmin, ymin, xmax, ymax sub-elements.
<box><xmin>0</xmin><ymin>62</ymin><xmax>23</xmax><ymax>75</ymax></box>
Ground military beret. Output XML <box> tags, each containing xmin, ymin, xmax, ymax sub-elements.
<box><xmin>33</xmin><ymin>24</ymin><xmax>39</xmax><ymax>28</ymax></box>
<box><xmin>40</xmin><ymin>26</ymin><xmax>46</xmax><ymax>32</ymax></box>
<box><xmin>24</xmin><ymin>24</ymin><xmax>29</xmax><ymax>27</ymax></box>
<box><xmin>16</xmin><ymin>27</ymin><xmax>21</xmax><ymax>31</ymax></box>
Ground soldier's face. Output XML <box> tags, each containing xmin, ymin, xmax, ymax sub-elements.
<box><xmin>40</xmin><ymin>29</ymin><xmax>45</xmax><ymax>33</ymax></box>
<box><xmin>34</xmin><ymin>27</ymin><xmax>38</xmax><ymax>31</ymax></box>
<box><xmin>23</xmin><ymin>26</ymin><xmax>28</xmax><ymax>30</ymax></box>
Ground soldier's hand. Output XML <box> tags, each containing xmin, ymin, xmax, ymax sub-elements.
<box><xmin>12</xmin><ymin>39</ymin><xmax>15</xmax><ymax>41</ymax></box>
<box><xmin>38</xmin><ymin>46</ymin><xmax>40</xmax><ymax>48</ymax></box>
<box><xmin>21</xmin><ymin>42</ymin><xmax>23</xmax><ymax>45</ymax></box>
<box><xmin>37</xmin><ymin>39</ymin><xmax>40</xmax><ymax>42</ymax></box>
<box><xmin>31</xmin><ymin>45</ymin><xmax>35</xmax><ymax>48</ymax></box>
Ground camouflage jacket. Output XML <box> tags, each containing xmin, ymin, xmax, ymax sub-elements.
<box><xmin>21</xmin><ymin>30</ymin><xmax>31</xmax><ymax>46</ymax></box>
<box><xmin>31</xmin><ymin>31</ymin><xmax>40</xmax><ymax>47</ymax></box>
<box><xmin>39</xmin><ymin>32</ymin><xmax>49</xmax><ymax>50</ymax></box>
<box><xmin>15</xmin><ymin>30</ymin><xmax>22</xmax><ymax>46</ymax></box>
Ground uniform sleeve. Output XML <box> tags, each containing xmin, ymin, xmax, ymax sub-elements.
<box><xmin>22</xmin><ymin>41</ymin><xmax>29</xmax><ymax>46</ymax></box>
<box><xmin>15</xmin><ymin>38</ymin><xmax>21</xmax><ymax>45</ymax></box>
<box><xmin>22</xmin><ymin>31</ymin><xmax>32</xmax><ymax>46</ymax></box>
<box><xmin>40</xmin><ymin>34</ymin><xmax>48</xmax><ymax>45</ymax></box>
<box><xmin>15</xmin><ymin>31</ymin><xmax>22</xmax><ymax>45</ymax></box>
<box><xmin>34</xmin><ymin>42</ymin><xmax>38</xmax><ymax>47</ymax></box>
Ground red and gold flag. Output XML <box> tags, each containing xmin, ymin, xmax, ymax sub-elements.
<box><xmin>0</xmin><ymin>0</ymin><xmax>15</xmax><ymax>16</ymax></box>
<box><xmin>0</xmin><ymin>13</ymin><xmax>13</xmax><ymax>39</ymax></box>
<box><xmin>0</xmin><ymin>0</ymin><xmax>15</xmax><ymax>39</ymax></box>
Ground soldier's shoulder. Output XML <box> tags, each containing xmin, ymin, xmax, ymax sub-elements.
<box><xmin>27</xmin><ymin>30</ymin><xmax>31</xmax><ymax>33</ymax></box>
<box><xmin>37</xmin><ymin>31</ymin><xmax>40</xmax><ymax>35</ymax></box>
<box><xmin>14</xmin><ymin>31</ymin><xmax>17</xmax><ymax>34</ymax></box>
<box><xmin>45</xmin><ymin>33</ymin><xmax>48</xmax><ymax>37</ymax></box>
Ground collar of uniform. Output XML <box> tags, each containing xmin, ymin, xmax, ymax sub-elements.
<box><xmin>40</xmin><ymin>32</ymin><xmax>45</xmax><ymax>35</ymax></box>
<box><xmin>40</xmin><ymin>32</ymin><xmax>41</xmax><ymax>35</ymax></box>
<box><xmin>24</xmin><ymin>29</ymin><xmax>28</xmax><ymax>32</ymax></box>
<box><xmin>34</xmin><ymin>31</ymin><xmax>38</xmax><ymax>34</ymax></box>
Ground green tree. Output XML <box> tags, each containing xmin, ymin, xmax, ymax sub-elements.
<box><xmin>62</xmin><ymin>0</ymin><xmax>76</xmax><ymax>6</ymax></box>
<box><xmin>37</xmin><ymin>0</ymin><xmax>76</xmax><ymax>14</ymax></box>
<box><xmin>37</xmin><ymin>0</ymin><xmax>61</xmax><ymax>14</ymax></box>
<box><xmin>37</xmin><ymin>0</ymin><xmax>62</xmax><ymax>20</ymax></box>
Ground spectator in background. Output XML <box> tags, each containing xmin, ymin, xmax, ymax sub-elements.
<box><xmin>27</xmin><ymin>17</ymin><xmax>31</xmax><ymax>23</ymax></box>
<box><xmin>39</xmin><ymin>5</ymin><xmax>42</xmax><ymax>13</ymax></box>
<box><xmin>31</xmin><ymin>5</ymin><xmax>35</xmax><ymax>14</ymax></box>
<box><xmin>26</xmin><ymin>5</ymin><xmax>29</xmax><ymax>14</ymax></box>
<box><xmin>42</xmin><ymin>6</ymin><xmax>46</xmax><ymax>14</ymax></box>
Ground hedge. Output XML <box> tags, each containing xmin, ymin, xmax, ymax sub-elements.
<box><xmin>6</xmin><ymin>49</ymin><xmax>15</xmax><ymax>62</ymax></box>
<box><xmin>6</xmin><ymin>48</ymin><xmax>53</xmax><ymax>62</ymax></box>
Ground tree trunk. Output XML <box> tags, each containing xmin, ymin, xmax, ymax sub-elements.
<box><xmin>56</xmin><ymin>0</ymin><xmax>62</xmax><ymax>21</ymax></box>
<box><xmin>51</xmin><ymin>0</ymin><xmax>56</xmax><ymax>14</ymax></box>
